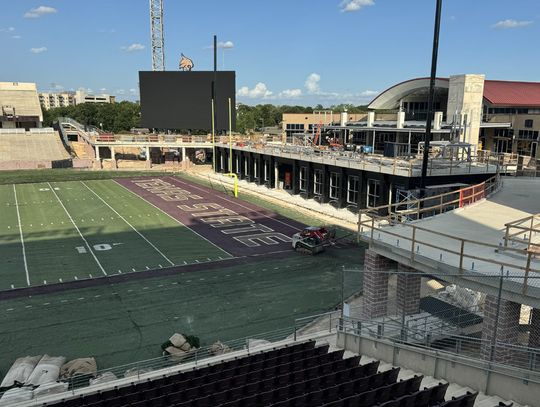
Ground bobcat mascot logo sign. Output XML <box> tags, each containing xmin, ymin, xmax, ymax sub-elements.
<box><xmin>179</xmin><ymin>53</ymin><xmax>194</xmax><ymax>71</ymax></box>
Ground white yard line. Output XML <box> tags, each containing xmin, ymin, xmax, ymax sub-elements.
<box><xmin>113</xmin><ymin>179</ymin><xmax>233</xmax><ymax>258</ymax></box>
<box><xmin>81</xmin><ymin>181</ymin><xmax>174</xmax><ymax>266</ymax></box>
<box><xmin>47</xmin><ymin>182</ymin><xmax>107</xmax><ymax>276</ymax></box>
<box><xmin>12</xmin><ymin>185</ymin><xmax>30</xmax><ymax>286</ymax></box>
<box><xmin>168</xmin><ymin>176</ymin><xmax>302</xmax><ymax>232</ymax></box>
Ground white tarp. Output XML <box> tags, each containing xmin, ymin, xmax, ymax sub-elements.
<box><xmin>25</xmin><ymin>355</ymin><xmax>66</xmax><ymax>386</ymax></box>
<box><xmin>32</xmin><ymin>381</ymin><xmax>69</xmax><ymax>397</ymax></box>
<box><xmin>0</xmin><ymin>387</ymin><xmax>33</xmax><ymax>405</ymax></box>
<box><xmin>0</xmin><ymin>355</ymin><xmax>42</xmax><ymax>388</ymax></box>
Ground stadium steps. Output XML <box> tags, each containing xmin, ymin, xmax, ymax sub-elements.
<box><xmin>70</xmin><ymin>141</ymin><xmax>92</xmax><ymax>159</ymax></box>
<box><xmin>0</xmin><ymin>132</ymin><xmax>70</xmax><ymax>162</ymax></box>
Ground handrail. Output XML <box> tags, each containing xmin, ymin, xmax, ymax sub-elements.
<box><xmin>358</xmin><ymin>174</ymin><xmax>500</xmax><ymax>222</ymax></box>
<box><xmin>504</xmin><ymin>213</ymin><xmax>540</xmax><ymax>251</ymax></box>
<box><xmin>358</xmin><ymin>215</ymin><xmax>540</xmax><ymax>294</ymax></box>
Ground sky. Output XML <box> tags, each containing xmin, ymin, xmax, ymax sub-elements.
<box><xmin>0</xmin><ymin>0</ymin><xmax>538</xmax><ymax>105</ymax></box>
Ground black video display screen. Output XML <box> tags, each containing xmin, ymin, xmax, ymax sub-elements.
<box><xmin>139</xmin><ymin>71</ymin><xmax>236</xmax><ymax>130</ymax></box>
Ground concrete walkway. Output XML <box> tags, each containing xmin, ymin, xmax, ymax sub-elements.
<box><xmin>364</xmin><ymin>177</ymin><xmax>540</xmax><ymax>306</ymax></box>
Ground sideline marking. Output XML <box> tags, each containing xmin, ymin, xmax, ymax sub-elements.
<box><xmin>81</xmin><ymin>181</ymin><xmax>174</xmax><ymax>266</ymax></box>
<box><xmin>114</xmin><ymin>179</ymin><xmax>232</xmax><ymax>258</ymax></box>
<box><xmin>13</xmin><ymin>185</ymin><xmax>30</xmax><ymax>286</ymax></box>
<box><xmin>168</xmin><ymin>176</ymin><xmax>302</xmax><ymax>232</ymax></box>
<box><xmin>47</xmin><ymin>182</ymin><xmax>107</xmax><ymax>276</ymax></box>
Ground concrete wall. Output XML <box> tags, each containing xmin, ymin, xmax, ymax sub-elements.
<box><xmin>446</xmin><ymin>74</ymin><xmax>485</xmax><ymax>147</ymax></box>
<box><xmin>337</xmin><ymin>331</ymin><xmax>540</xmax><ymax>407</ymax></box>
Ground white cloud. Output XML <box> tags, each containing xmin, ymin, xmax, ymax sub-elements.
<box><xmin>129</xmin><ymin>88</ymin><xmax>138</xmax><ymax>94</ymax></box>
<box><xmin>121</xmin><ymin>43</ymin><xmax>145</xmax><ymax>52</ymax></box>
<box><xmin>340</xmin><ymin>0</ymin><xmax>374</xmax><ymax>12</ymax></box>
<box><xmin>24</xmin><ymin>6</ymin><xmax>57</xmax><ymax>18</ymax></box>
<box><xmin>98</xmin><ymin>28</ymin><xmax>116</xmax><ymax>34</ymax></box>
<box><xmin>360</xmin><ymin>90</ymin><xmax>379</xmax><ymax>97</ymax></box>
<box><xmin>492</xmin><ymin>19</ymin><xmax>532</xmax><ymax>29</ymax></box>
<box><xmin>30</xmin><ymin>47</ymin><xmax>47</xmax><ymax>54</ymax></box>
<box><xmin>0</xmin><ymin>27</ymin><xmax>15</xmax><ymax>32</ymax></box>
<box><xmin>305</xmin><ymin>73</ymin><xmax>321</xmax><ymax>93</ymax></box>
<box><xmin>218</xmin><ymin>41</ymin><xmax>234</xmax><ymax>49</ymax></box>
<box><xmin>12</xmin><ymin>35</ymin><xmax>22</xmax><ymax>39</ymax></box>
<box><xmin>99</xmin><ymin>88</ymin><xmax>107</xmax><ymax>92</ymax></box>
<box><xmin>237</xmin><ymin>82</ymin><xmax>273</xmax><ymax>99</ymax></box>
<box><xmin>279</xmin><ymin>89</ymin><xmax>302</xmax><ymax>99</ymax></box>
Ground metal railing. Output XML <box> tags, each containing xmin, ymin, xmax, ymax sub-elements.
<box><xmin>339</xmin><ymin>315</ymin><xmax>540</xmax><ymax>373</ymax></box>
<box><xmin>504</xmin><ymin>213</ymin><xmax>540</xmax><ymax>252</ymax></box>
<box><xmin>358</xmin><ymin>174</ymin><xmax>501</xmax><ymax>224</ymax></box>
<box><xmin>0</xmin><ymin>314</ymin><xmax>339</xmax><ymax>405</ymax></box>
<box><xmin>358</xmin><ymin>215</ymin><xmax>540</xmax><ymax>294</ymax></box>
<box><xmin>217</xmin><ymin>142</ymin><xmax>508</xmax><ymax>177</ymax></box>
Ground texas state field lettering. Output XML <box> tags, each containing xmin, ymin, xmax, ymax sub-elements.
<box><xmin>133</xmin><ymin>179</ymin><xmax>202</xmax><ymax>202</ymax></box>
<box><xmin>176</xmin><ymin>201</ymin><xmax>291</xmax><ymax>247</ymax></box>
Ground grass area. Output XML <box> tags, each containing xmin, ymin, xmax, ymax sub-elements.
<box><xmin>176</xmin><ymin>172</ymin><xmax>349</xmax><ymax>232</ymax></box>
<box><xmin>0</xmin><ymin>169</ymin><xmax>171</xmax><ymax>185</ymax></box>
<box><xmin>0</xmin><ymin>246</ymin><xmax>362</xmax><ymax>372</ymax></box>
<box><xmin>0</xmin><ymin>179</ymin><xmax>228</xmax><ymax>289</ymax></box>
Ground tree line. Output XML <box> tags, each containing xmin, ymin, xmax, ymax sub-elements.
<box><xmin>43</xmin><ymin>102</ymin><xmax>369</xmax><ymax>134</ymax></box>
<box><xmin>42</xmin><ymin>102</ymin><xmax>141</xmax><ymax>134</ymax></box>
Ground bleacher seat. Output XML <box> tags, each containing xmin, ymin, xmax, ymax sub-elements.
<box><xmin>42</xmin><ymin>340</ymin><xmax>455</xmax><ymax>407</ymax></box>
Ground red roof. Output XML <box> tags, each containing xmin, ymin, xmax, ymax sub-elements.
<box><xmin>483</xmin><ymin>80</ymin><xmax>540</xmax><ymax>107</ymax></box>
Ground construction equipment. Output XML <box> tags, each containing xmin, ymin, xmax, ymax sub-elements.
<box><xmin>292</xmin><ymin>226</ymin><xmax>336</xmax><ymax>255</ymax></box>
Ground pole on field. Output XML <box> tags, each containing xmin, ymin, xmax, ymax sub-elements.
<box><xmin>228</xmin><ymin>97</ymin><xmax>232</xmax><ymax>172</ymax></box>
<box><xmin>212</xmin><ymin>34</ymin><xmax>217</xmax><ymax>172</ymax></box>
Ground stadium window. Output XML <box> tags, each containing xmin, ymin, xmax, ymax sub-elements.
<box><xmin>347</xmin><ymin>176</ymin><xmax>359</xmax><ymax>204</ymax></box>
<box><xmin>367</xmin><ymin>179</ymin><xmax>380</xmax><ymax>208</ymax></box>
<box><xmin>313</xmin><ymin>170</ymin><xmax>323</xmax><ymax>196</ymax></box>
<box><xmin>525</xmin><ymin>119</ymin><xmax>534</xmax><ymax>128</ymax></box>
<box><xmin>329</xmin><ymin>172</ymin><xmax>340</xmax><ymax>199</ymax></box>
<box><xmin>299</xmin><ymin>167</ymin><xmax>307</xmax><ymax>191</ymax></box>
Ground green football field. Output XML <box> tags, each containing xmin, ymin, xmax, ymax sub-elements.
<box><xmin>0</xmin><ymin>173</ymin><xmax>365</xmax><ymax>376</ymax></box>
<box><xmin>0</xmin><ymin>180</ymin><xmax>230</xmax><ymax>290</ymax></box>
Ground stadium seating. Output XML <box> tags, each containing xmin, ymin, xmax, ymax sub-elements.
<box><xmin>42</xmin><ymin>340</ymin><xmax>455</xmax><ymax>407</ymax></box>
<box><xmin>0</xmin><ymin>130</ymin><xmax>70</xmax><ymax>165</ymax></box>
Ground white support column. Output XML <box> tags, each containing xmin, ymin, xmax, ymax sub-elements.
<box><xmin>182</xmin><ymin>147</ymin><xmax>186</xmax><ymax>162</ymax></box>
<box><xmin>274</xmin><ymin>161</ymin><xmax>279</xmax><ymax>189</ymax></box>
<box><xmin>367</xmin><ymin>111</ymin><xmax>375</xmax><ymax>127</ymax></box>
<box><xmin>110</xmin><ymin>146</ymin><xmax>117</xmax><ymax>169</ymax></box>
<box><xmin>145</xmin><ymin>146</ymin><xmax>151</xmax><ymax>168</ymax></box>
<box><xmin>397</xmin><ymin>111</ymin><xmax>405</xmax><ymax>129</ymax></box>
<box><xmin>95</xmin><ymin>146</ymin><xmax>100</xmax><ymax>160</ymax></box>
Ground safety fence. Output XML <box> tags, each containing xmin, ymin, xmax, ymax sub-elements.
<box><xmin>338</xmin><ymin>315</ymin><xmax>540</xmax><ymax>373</ymax></box>
<box><xmin>358</xmin><ymin>174</ymin><xmax>501</xmax><ymax>224</ymax></box>
<box><xmin>504</xmin><ymin>213</ymin><xmax>540</xmax><ymax>252</ymax></box>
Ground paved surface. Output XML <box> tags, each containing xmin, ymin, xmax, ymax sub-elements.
<box><xmin>117</xmin><ymin>176</ymin><xmax>305</xmax><ymax>257</ymax></box>
<box><xmin>364</xmin><ymin>177</ymin><xmax>540</xmax><ymax>303</ymax></box>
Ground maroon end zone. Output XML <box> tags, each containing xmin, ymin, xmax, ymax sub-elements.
<box><xmin>116</xmin><ymin>176</ymin><xmax>306</xmax><ymax>257</ymax></box>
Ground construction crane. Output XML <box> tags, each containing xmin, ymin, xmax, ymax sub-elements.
<box><xmin>149</xmin><ymin>0</ymin><xmax>165</xmax><ymax>71</ymax></box>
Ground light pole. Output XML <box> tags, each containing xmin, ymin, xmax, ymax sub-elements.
<box><xmin>259</xmin><ymin>118</ymin><xmax>264</xmax><ymax>133</ymax></box>
<box><xmin>420</xmin><ymin>0</ymin><xmax>443</xmax><ymax>191</ymax></box>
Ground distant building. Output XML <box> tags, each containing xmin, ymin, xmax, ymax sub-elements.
<box><xmin>39</xmin><ymin>92</ymin><xmax>76</xmax><ymax>110</ymax></box>
<box><xmin>0</xmin><ymin>82</ymin><xmax>43</xmax><ymax>129</ymax></box>
<box><xmin>74</xmin><ymin>90</ymin><xmax>115</xmax><ymax>105</ymax></box>
<box><xmin>39</xmin><ymin>90</ymin><xmax>116</xmax><ymax>110</ymax></box>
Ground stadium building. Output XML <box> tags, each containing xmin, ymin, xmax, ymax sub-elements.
<box><xmin>0</xmin><ymin>82</ymin><xmax>43</xmax><ymax>129</ymax></box>
<box><xmin>282</xmin><ymin>74</ymin><xmax>540</xmax><ymax>159</ymax></box>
